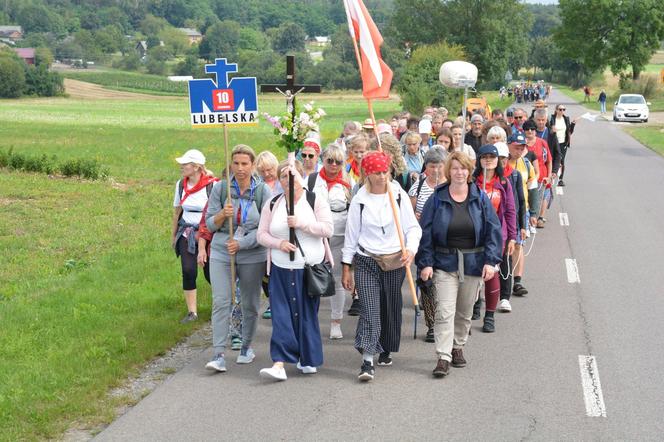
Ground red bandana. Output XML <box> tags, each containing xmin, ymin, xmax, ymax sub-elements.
<box><xmin>319</xmin><ymin>166</ymin><xmax>350</xmax><ymax>191</ymax></box>
<box><xmin>179</xmin><ymin>174</ymin><xmax>217</xmax><ymax>205</ymax></box>
<box><xmin>348</xmin><ymin>158</ymin><xmax>360</xmax><ymax>177</ymax></box>
<box><xmin>503</xmin><ymin>163</ymin><xmax>513</xmax><ymax>178</ymax></box>
<box><xmin>361</xmin><ymin>151</ymin><xmax>391</xmax><ymax>175</ymax></box>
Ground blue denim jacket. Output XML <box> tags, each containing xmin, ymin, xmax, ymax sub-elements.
<box><xmin>415</xmin><ymin>182</ymin><xmax>503</xmax><ymax>276</ymax></box>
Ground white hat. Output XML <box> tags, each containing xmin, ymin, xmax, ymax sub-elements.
<box><xmin>418</xmin><ymin>119</ymin><xmax>432</xmax><ymax>134</ymax></box>
<box><xmin>495</xmin><ymin>142</ymin><xmax>509</xmax><ymax>158</ymax></box>
<box><xmin>176</xmin><ymin>149</ymin><xmax>206</xmax><ymax>165</ymax></box>
<box><xmin>377</xmin><ymin>123</ymin><xmax>392</xmax><ymax>134</ymax></box>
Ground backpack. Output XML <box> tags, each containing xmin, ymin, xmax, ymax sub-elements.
<box><xmin>269</xmin><ymin>190</ymin><xmax>316</xmax><ymax>213</ymax></box>
<box><xmin>359</xmin><ymin>191</ymin><xmax>401</xmax><ymax>227</ymax></box>
<box><xmin>177</xmin><ymin>179</ymin><xmax>215</xmax><ymax>221</ymax></box>
<box><xmin>217</xmin><ymin>179</ymin><xmax>266</xmax><ymax>215</ymax></box>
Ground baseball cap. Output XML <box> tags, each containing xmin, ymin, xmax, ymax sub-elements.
<box><xmin>176</xmin><ymin>149</ymin><xmax>206</xmax><ymax>165</ymax></box>
<box><xmin>477</xmin><ymin>144</ymin><xmax>498</xmax><ymax>157</ymax></box>
<box><xmin>495</xmin><ymin>142</ymin><xmax>509</xmax><ymax>158</ymax></box>
<box><xmin>506</xmin><ymin>107</ymin><xmax>515</xmax><ymax>117</ymax></box>
<box><xmin>507</xmin><ymin>132</ymin><xmax>526</xmax><ymax>145</ymax></box>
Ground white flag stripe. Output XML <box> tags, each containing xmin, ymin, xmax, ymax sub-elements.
<box><xmin>346</xmin><ymin>0</ymin><xmax>383</xmax><ymax>86</ymax></box>
<box><xmin>343</xmin><ymin>0</ymin><xmax>356</xmax><ymax>40</ymax></box>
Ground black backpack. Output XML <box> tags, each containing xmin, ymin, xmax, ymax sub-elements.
<box><xmin>177</xmin><ymin>179</ymin><xmax>215</xmax><ymax>221</ymax></box>
<box><xmin>269</xmin><ymin>190</ymin><xmax>316</xmax><ymax>212</ymax></box>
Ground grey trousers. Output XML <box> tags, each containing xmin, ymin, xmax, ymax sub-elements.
<box><xmin>210</xmin><ymin>259</ymin><xmax>266</xmax><ymax>353</ymax></box>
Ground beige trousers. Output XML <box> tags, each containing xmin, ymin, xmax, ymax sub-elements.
<box><xmin>432</xmin><ymin>270</ymin><xmax>483</xmax><ymax>361</ymax></box>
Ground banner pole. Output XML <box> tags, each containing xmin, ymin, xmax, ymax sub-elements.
<box><xmin>222</xmin><ymin>121</ymin><xmax>237</xmax><ymax>305</ymax></box>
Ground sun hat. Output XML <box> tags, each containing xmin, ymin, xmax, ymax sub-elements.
<box><xmin>176</xmin><ymin>149</ymin><xmax>206</xmax><ymax>164</ymax></box>
<box><xmin>418</xmin><ymin>119</ymin><xmax>432</xmax><ymax>134</ymax></box>
<box><xmin>362</xmin><ymin>118</ymin><xmax>374</xmax><ymax>129</ymax></box>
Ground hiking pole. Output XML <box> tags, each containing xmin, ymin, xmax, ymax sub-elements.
<box><xmin>413</xmin><ymin>285</ymin><xmax>420</xmax><ymax>339</ymax></box>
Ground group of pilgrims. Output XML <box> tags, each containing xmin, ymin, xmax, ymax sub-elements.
<box><xmin>172</xmin><ymin>98</ymin><xmax>577</xmax><ymax>381</ymax></box>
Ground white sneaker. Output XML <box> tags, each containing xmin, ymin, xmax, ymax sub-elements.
<box><xmin>498</xmin><ymin>299</ymin><xmax>512</xmax><ymax>313</ymax></box>
<box><xmin>330</xmin><ymin>322</ymin><xmax>343</xmax><ymax>340</ymax></box>
<box><xmin>236</xmin><ymin>348</ymin><xmax>255</xmax><ymax>364</ymax></box>
<box><xmin>259</xmin><ymin>366</ymin><xmax>287</xmax><ymax>381</ymax></box>
<box><xmin>296</xmin><ymin>362</ymin><xmax>317</xmax><ymax>374</ymax></box>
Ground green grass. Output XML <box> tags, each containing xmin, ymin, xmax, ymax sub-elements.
<box><xmin>62</xmin><ymin>70</ymin><xmax>189</xmax><ymax>96</ymax></box>
<box><xmin>643</xmin><ymin>63</ymin><xmax>664</xmax><ymax>73</ymax></box>
<box><xmin>0</xmin><ymin>92</ymin><xmax>401</xmax><ymax>440</ymax></box>
<box><xmin>625</xmin><ymin>126</ymin><xmax>664</xmax><ymax>156</ymax></box>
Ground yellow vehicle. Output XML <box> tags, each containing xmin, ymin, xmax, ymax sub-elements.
<box><xmin>466</xmin><ymin>93</ymin><xmax>492</xmax><ymax>117</ymax></box>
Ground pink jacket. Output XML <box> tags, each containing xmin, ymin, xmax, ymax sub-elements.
<box><xmin>257</xmin><ymin>193</ymin><xmax>334</xmax><ymax>275</ymax></box>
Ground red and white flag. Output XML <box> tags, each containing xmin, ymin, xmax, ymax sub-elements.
<box><xmin>343</xmin><ymin>0</ymin><xmax>393</xmax><ymax>99</ymax></box>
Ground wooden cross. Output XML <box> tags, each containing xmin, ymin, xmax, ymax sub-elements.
<box><xmin>260</xmin><ymin>55</ymin><xmax>322</xmax><ymax>123</ymax></box>
<box><xmin>260</xmin><ymin>55</ymin><xmax>321</xmax><ymax>260</ymax></box>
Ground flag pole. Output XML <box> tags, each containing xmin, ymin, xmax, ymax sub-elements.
<box><xmin>367</xmin><ymin>99</ymin><xmax>419</xmax><ymax>311</ymax></box>
<box><xmin>222</xmin><ymin>120</ymin><xmax>237</xmax><ymax>305</ymax></box>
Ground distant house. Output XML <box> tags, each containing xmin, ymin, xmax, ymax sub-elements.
<box><xmin>0</xmin><ymin>25</ymin><xmax>23</xmax><ymax>41</ymax></box>
<box><xmin>135</xmin><ymin>40</ymin><xmax>164</xmax><ymax>58</ymax></box>
<box><xmin>177</xmin><ymin>28</ymin><xmax>202</xmax><ymax>45</ymax></box>
<box><xmin>13</xmin><ymin>48</ymin><xmax>35</xmax><ymax>65</ymax></box>
<box><xmin>310</xmin><ymin>36</ymin><xmax>330</xmax><ymax>47</ymax></box>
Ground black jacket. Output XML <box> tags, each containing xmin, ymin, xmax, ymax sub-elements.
<box><xmin>548</xmin><ymin>114</ymin><xmax>576</xmax><ymax>147</ymax></box>
<box><xmin>464</xmin><ymin>132</ymin><xmax>482</xmax><ymax>155</ymax></box>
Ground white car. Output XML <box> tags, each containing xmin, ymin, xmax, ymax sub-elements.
<box><xmin>613</xmin><ymin>94</ymin><xmax>650</xmax><ymax>123</ymax></box>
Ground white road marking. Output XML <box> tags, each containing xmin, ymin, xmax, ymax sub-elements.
<box><xmin>565</xmin><ymin>258</ymin><xmax>580</xmax><ymax>283</ymax></box>
<box><xmin>578</xmin><ymin>355</ymin><xmax>607</xmax><ymax>417</ymax></box>
<box><xmin>556</xmin><ymin>186</ymin><xmax>564</xmax><ymax>195</ymax></box>
<box><xmin>559</xmin><ymin>212</ymin><xmax>569</xmax><ymax>226</ymax></box>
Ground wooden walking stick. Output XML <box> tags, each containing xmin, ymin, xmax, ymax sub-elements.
<box><xmin>222</xmin><ymin>120</ymin><xmax>237</xmax><ymax>304</ymax></box>
<box><xmin>367</xmin><ymin>100</ymin><xmax>420</xmax><ymax>313</ymax></box>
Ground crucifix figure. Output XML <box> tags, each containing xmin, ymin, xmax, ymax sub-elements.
<box><xmin>260</xmin><ymin>55</ymin><xmax>322</xmax><ymax>260</ymax></box>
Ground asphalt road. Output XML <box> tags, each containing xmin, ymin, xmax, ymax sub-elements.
<box><xmin>95</xmin><ymin>90</ymin><xmax>664</xmax><ymax>441</ymax></box>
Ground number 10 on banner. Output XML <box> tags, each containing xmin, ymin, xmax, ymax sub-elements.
<box><xmin>212</xmin><ymin>89</ymin><xmax>234</xmax><ymax>111</ymax></box>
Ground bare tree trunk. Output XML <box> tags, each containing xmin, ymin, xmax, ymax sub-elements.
<box><xmin>632</xmin><ymin>65</ymin><xmax>640</xmax><ymax>81</ymax></box>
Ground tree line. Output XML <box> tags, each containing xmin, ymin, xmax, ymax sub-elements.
<box><xmin>1</xmin><ymin>0</ymin><xmax>662</xmax><ymax>103</ymax></box>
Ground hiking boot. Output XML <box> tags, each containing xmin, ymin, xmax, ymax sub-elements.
<box><xmin>472</xmin><ymin>300</ymin><xmax>481</xmax><ymax>320</ymax></box>
<box><xmin>262</xmin><ymin>307</ymin><xmax>271</xmax><ymax>319</ymax></box>
<box><xmin>348</xmin><ymin>297</ymin><xmax>360</xmax><ymax>316</ymax></box>
<box><xmin>482</xmin><ymin>316</ymin><xmax>495</xmax><ymax>333</ymax></box>
<box><xmin>432</xmin><ymin>359</ymin><xmax>449</xmax><ymax>378</ymax></box>
<box><xmin>205</xmin><ymin>353</ymin><xmax>227</xmax><ymax>372</ymax></box>
<box><xmin>425</xmin><ymin>328</ymin><xmax>435</xmax><ymax>343</ymax></box>
<box><xmin>180</xmin><ymin>312</ymin><xmax>198</xmax><ymax>324</ymax></box>
<box><xmin>377</xmin><ymin>352</ymin><xmax>392</xmax><ymax>366</ymax></box>
<box><xmin>512</xmin><ymin>283</ymin><xmax>528</xmax><ymax>296</ymax></box>
<box><xmin>451</xmin><ymin>348</ymin><xmax>467</xmax><ymax>368</ymax></box>
<box><xmin>498</xmin><ymin>299</ymin><xmax>512</xmax><ymax>313</ymax></box>
<box><xmin>358</xmin><ymin>361</ymin><xmax>375</xmax><ymax>381</ymax></box>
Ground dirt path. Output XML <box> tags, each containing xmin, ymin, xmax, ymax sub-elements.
<box><xmin>64</xmin><ymin>79</ymin><xmax>179</xmax><ymax>100</ymax></box>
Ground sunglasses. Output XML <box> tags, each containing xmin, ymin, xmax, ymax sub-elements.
<box><xmin>558</xmin><ymin>108</ymin><xmax>566</xmax><ymax>111</ymax></box>
<box><xmin>302</xmin><ymin>153</ymin><xmax>316</xmax><ymax>159</ymax></box>
<box><xmin>326</xmin><ymin>158</ymin><xmax>343</xmax><ymax>165</ymax></box>
<box><xmin>524</xmin><ymin>128</ymin><xmax>536</xmax><ymax>131</ymax></box>
<box><xmin>515</xmin><ymin>116</ymin><xmax>524</xmax><ymax>120</ymax></box>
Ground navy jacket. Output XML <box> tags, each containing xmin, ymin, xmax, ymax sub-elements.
<box><xmin>416</xmin><ymin>182</ymin><xmax>503</xmax><ymax>276</ymax></box>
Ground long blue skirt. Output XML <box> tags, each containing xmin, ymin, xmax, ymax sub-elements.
<box><xmin>268</xmin><ymin>265</ymin><xmax>323</xmax><ymax>367</ymax></box>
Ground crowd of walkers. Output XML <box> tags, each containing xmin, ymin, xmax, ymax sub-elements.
<box><xmin>171</xmin><ymin>98</ymin><xmax>577</xmax><ymax>381</ymax></box>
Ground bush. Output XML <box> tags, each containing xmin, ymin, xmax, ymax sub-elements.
<box><xmin>619</xmin><ymin>74</ymin><xmax>661</xmax><ymax>98</ymax></box>
<box><xmin>0</xmin><ymin>57</ymin><xmax>26</xmax><ymax>98</ymax></box>
<box><xmin>0</xmin><ymin>148</ymin><xmax>108</xmax><ymax>180</ymax></box>
<box><xmin>396</xmin><ymin>42</ymin><xmax>466</xmax><ymax>114</ymax></box>
<box><xmin>23</xmin><ymin>64</ymin><xmax>65</xmax><ymax>97</ymax></box>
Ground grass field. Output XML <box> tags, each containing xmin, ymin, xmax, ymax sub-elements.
<box><xmin>625</xmin><ymin>126</ymin><xmax>664</xmax><ymax>156</ymax></box>
<box><xmin>0</xmin><ymin>92</ymin><xmax>401</xmax><ymax>440</ymax></box>
<box><xmin>61</xmin><ymin>70</ymin><xmax>189</xmax><ymax>96</ymax></box>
